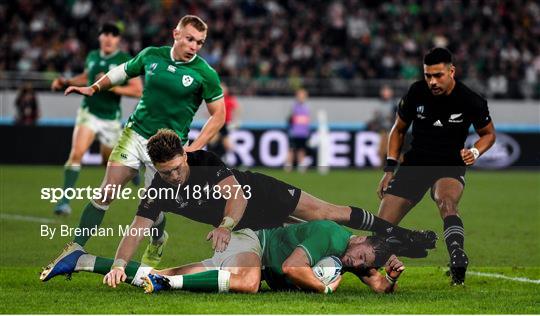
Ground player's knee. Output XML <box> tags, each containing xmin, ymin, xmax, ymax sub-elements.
<box><xmin>435</xmin><ymin>197</ymin><xmax>458</xmax><ymax>216</ymax></box>
<box><xmin>237</xmin><ymin>274</ymin><xmax>260</xmax><ymax>293</ymax></box>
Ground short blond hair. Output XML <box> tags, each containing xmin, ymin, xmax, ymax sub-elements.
<box><xmin>177</xmin><ymin>15</ymin><xmax>207</xmax><ymax>32</ymax></box>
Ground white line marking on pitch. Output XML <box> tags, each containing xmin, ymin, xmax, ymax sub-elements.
<box><xmin>468</xmin><ymin>271</ymin><xmax>540</xmax><ymax>284</ymax></box>
<box><xmin>0</xmin><ymin>213</ymin><xmax>57</xmax><ymax>224</ymax></box>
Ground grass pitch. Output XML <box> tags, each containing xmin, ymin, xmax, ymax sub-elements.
<box><xmin>0</xmin><ymin>165</ymin><xmax>539</xmax><ymax>313</ymax></box>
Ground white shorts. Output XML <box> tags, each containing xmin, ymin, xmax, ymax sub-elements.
<box><xmin>202</xmin><ymin>229</ymin><xmax>262</xmax><ymax>270</ymax></box>
<box><xmin>76</xmin><ymin>108</ymin><xmax>122</xmax><ymax>148</ymax></box>
<box><xmin>109</xmin><ymin>127</ymin><xmax>157</xmax><ymax>187</ymax></box>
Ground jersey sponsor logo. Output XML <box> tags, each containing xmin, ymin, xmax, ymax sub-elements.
<box><xmin>416</xmin><ymin>105</ymin><xmax>425</xmax><ymax>114</ymax></box>
<box><xmin>120</xmin><ymin>153</ymin><xmax>128</xmax><ymax>160</ymax></box>
<box><xmin>449</xmin><ymin>113</ymin><xmax>463</xmax><ymax>123</ymax></box>
<box><xmin>433</xmin><ymin>120</ymin><xmax>443</xmax><ymax>127</ymax></box>
<box><xmin>167</xmin><ymin>65</ymin><xmax>176</xmax><ymax>73</ymax></box>
<box><xmin>182</xmin><ymin>75</ymin><xmax>194</xmax><ymax>87</ymax></box>
<box><xmin>416</xmin><ymin>114</ymin><xmax>427</xmax><ymax>119</ymax></box>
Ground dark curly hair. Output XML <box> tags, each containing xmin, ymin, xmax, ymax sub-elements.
<box><xmin>147</xmin><ymin>129</ymin><xmax>184</xmax><ymax>163</ymax></box>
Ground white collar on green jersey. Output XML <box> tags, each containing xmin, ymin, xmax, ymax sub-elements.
<box><xmin>170</xmin><ymin>47</ymin><xmax>197</xmax><ymax>64</ymax></box>
<box><xmin>100</xmin><ymin>49</ymin><xmax>120</xmax><ymax>59</ymax></box>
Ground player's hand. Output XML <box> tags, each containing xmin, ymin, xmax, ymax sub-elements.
<box><xmin>103</xmin><ymin>267</ymin><xmax>127</xmax><ymax>288</ymax></box>
<box><xmin>327</xmin><ymin>274</ymin><xmax>342</xmax><ymax>293</ymax></box>
<box><xmin>385</xmin><ymin>255</ymin><xmax>405</xmax><ymax>280</ymax></box>
<box><xmin>460</xmin><ymin>148</ymin><xmax>476</xmax><ymax>166</ymax></box>
<box><xmin>206</xmin><ymin>227</ymin><xmax>231</xmax><ymax>252</ymax></box>
<box><xmin>65</xmin><ymin>86</ymin><xmax>95</xmax><ymax>97</ymax></box>
<box><xmin>377</xmin><ymin>172</ymin><xmax>394</xmax><ymax>200</ymax></box>
<box><xmin>51</xmin><ymin>77</ymin><xmax>68</xmax><ymax>91</ymax></box>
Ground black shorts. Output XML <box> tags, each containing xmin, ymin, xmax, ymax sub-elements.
<box><xmin>385</xmin><ymin>153</ymin><xmax>466</xmax><ymax>204</ymax></box>
<box><xmin>289</xmin><ymin>137</ymin><xmax>308</xmax><ymax>150</ymax></box>
<box><xmin>235</xmin><ymin>172</ymin><xmax>301</xmax><ymax>230</ymax></box>
<box><xmin>219</xmin><ymin>125</ymin><xmax>229</xmax><ymax>137</ymax></box>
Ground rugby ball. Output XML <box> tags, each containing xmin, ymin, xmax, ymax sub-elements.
<box><xmin>312</xmin><ymin>256</ymin><xmax>342</xmax><ymax>285</ymax></box>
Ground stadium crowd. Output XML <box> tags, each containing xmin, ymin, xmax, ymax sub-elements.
<box><xmin>2</xmin><ymin>0</ymin><xmax>539</xmax><ymax>98</ymax></box>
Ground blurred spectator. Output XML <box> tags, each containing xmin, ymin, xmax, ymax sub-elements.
<box><xmin>208</xmin><ymin>82</ymin><xmax>240</xmax><ymax>165</ymax></box>
<box><xmin>2</xmin><ymin>1</ymin><xmax>539</xmax><ymax>98</ymax></box>
<box><xmin>285</xmin><ymin>88</ymin><xmax>311</xmax><ymax>172</ymax></box>
<box><xmin>367</xmin><ymin>85</ymin><xmax>397</xmax><ymax>163</ymax></box>
<box><xmin>14</xmin><ymin>83</ymin><xmax>39</xmax><ymax>125</ymax></box>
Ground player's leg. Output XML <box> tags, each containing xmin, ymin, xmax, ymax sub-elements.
<box><xmin>54</xmin><ymin>124</ymin><xmax>95</xmax><ymax>215</ymax></box>
<box><xmin>40</xmin><ymin>242</ymin><xmax>152</xmax><ymax>288</ymax></box>
<box><xmin>99</xmin><ymin>143</ymin><xmax>113</xmax><ymax>165</ymax></box>
<box><xmin>431</xmin><ymin>177</ymin><xmax>468</xmax><ymax>285</ymax></box>
<box><xmin>290</xmin><ymin>191</ymin><xmax>434</xmax><ymax>247</ymax></box>
<box><xmin>73</xmin><ymin>162</ymin><xmax>137</xmax><ymax>247</ymax></box>
<box><xmin>377</xmin><ymin>193</ymin><xmax>416</xmax><ymax>224</ymax></box>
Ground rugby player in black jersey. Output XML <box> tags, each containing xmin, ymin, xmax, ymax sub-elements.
<box><xmin>377</xmin><ymin>47</ymin><xmax>496</xmax><ymax>285</ymax></box>
<box><xmin>88</xmin><ymin>128</ymin><xmax>437</xmax><ymax>288</ymax></box>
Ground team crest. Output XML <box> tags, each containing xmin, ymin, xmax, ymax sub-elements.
<box><xmin>182</xmin><ymin>75</ymin><xmax>194</xmax><ymax>87</ymax></box>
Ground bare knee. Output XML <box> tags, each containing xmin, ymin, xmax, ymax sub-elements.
<box><xmin>435</xmin><ymin>197</ymin><xmax>459</xmax><ymax>217</ymax></box>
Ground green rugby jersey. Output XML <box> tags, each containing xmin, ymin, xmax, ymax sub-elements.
<box><xmin>258</xmin><ymin>220</ymin><xmax>352</xmax><ymax>290</ymax></box>
<box><xmin>124</xmin><ymin>46</ymin><xmax>223</xmax><ymax>142</ymax></box>
<box><xmin>82</xmin><ymin>50</ymin><xmax>131</xmax><ymax>120</ymax></box>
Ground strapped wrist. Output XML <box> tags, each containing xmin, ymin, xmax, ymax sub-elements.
<box><xmin>219</xmin><ymin>216</ymin><xmax>236</xmax><ymax>231</ymax></box>
<box><xmin>470</xmin><ymin>147</ymin><xmax>480</xmax><ymax>160</ymax></box>
<box><xmin>385</xmin><ymin>274</ymin><xmax>397</xmax><ymax>285</ymax></box>
<box><xmin>112</xmin><ymin>259</ymin><xmax>127</xmax><ymax>270</ymax></box>
<box><xmin>324</xmin><ymin>285</ymin><xmax>333</xmax><ymax>294</ymax></box>
<box><xmin>91</xmin><ymin>83</ymin><xmax>101</xmax><ymax>93</ymax></box>
<box><xmin>383</xmin><ymin>158</ymin><xmax>398</xmax><ymax>173</ymax></box>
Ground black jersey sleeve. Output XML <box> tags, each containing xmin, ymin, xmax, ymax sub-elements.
<box><xmin>397</xmin><ymin>83</ymin><xmax>417</xmax><ymax>123</ymax></box>
<box><xmin>135</xmin><ymin>177</ymin><xmax>166</xmax><ymax>222</ymax></box>
<box><xmin>471</xmin><ymin>98</ymin><xmax>492</xmax><ymax>130</ymax></box>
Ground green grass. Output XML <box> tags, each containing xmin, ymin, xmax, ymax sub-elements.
<box><xmin>1</xmin><ymin>165</ymin><xmax>539</xmax><ymax>313</ymax></box>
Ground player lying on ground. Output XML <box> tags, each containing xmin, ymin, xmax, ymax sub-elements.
<box><xmin>79</xmin><ymin>129</ymin><xmax>436</xmax><ymax>277</ymax></box>
<box><xmin>41</xmin><ymin>220</ymin><xmax>425</xmax><ymax>294</ymax></box>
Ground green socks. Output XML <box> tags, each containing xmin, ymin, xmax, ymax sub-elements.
<box><xmin>73</xmin><ymin>202</ymin><xmax>106</xmax><ymax>246</ymax></box>
<box><xmin>58</xmin><ymin>165</ymin><xmax>81</xmax><ymax>205</ymax></box>
<box><xmin>75</xmin><ymin>255</ymin><xmax>149</xmax><ymax>285</ymax></box>
<box><xmin>167</xmin><ymin>270</ymin><xmax>231</xmax><ymax>292</ymax></box>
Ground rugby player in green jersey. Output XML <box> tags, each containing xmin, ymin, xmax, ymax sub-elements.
<box><xmin>48</xmin><ymin>15</ymin><xmax>226</xmax><ymax>266</ymax></box>
<box><xmin>51</xmin><ymin>23</ymin><xmax>143</xmax><ymax>216</ymax></box>
<box><xmin>41</xmin><ymin>221</ymin><xmax>414</xmax><ymax>294</ymax></box>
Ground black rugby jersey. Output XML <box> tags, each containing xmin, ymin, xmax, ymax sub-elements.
<box><xmin>398</xmin><ymin>80</ymin><xmax>491</xmax><ymax>164</ymax></box>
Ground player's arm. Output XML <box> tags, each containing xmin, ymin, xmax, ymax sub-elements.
<box><xmin>282</xmin><ymin>248</ymin><xmax>341</xmax><ymax>294</ymax></box>
<box><xmin>185</xmin><ymin>98</ymin><xmax>226</xmax><ymax>152</ymax></box>
<box><xmin>377</xmin><ymin>116</ymin><xmax>409</xmax><ymax>199</ymax></box>
<box><xmin>64</xmin><ymin>63</ymin><xmax>130</xmax><ymax>97</ymax></box>
<box><xmin>51</xmin><ymin>71</ymin><xmax>88</xmax><ymax>91</ymax></box>
<box><xmin>109</xmin><ymin>76</ymin><xmax>143</xmax><ymax>98</ymax></box>
<box><xmin>357</xmin><ymin>255</ymin><xmax>405</xmax><ymax>293</ymax></box>
<box><xmin>461</xmin><ymin>122</ymin><xmax>496</xmax><ymax>165</ymax></box>
<box><xmin>206</xmin><ymin>175</ymin><xmax>248</xmax><ymax>252</ymax></box>
<box><xmin>103</xmin><ymin>215</ymin><xmax>154</xmax><ymax>288</ymax></box>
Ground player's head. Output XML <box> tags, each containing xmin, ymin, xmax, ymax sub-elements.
<box><xmin>295</xmin><ymin>88</ymin><xmax>308</xmax><ymax>103</ymax></box>
<box><xmin>423</xmin><ymin>47</ymin><xmax>456</xmax><ymax>96</ymax></box>
<box><xmin>341</xmin><ymin>236</ymin><xmax>392</xmax><ymax>270</ymax></box>
<box><xmin>98</xmin><ymin>23</ymin><xmax>121</xmax><ymax>54</ymax></box>
<box><xmin>172</xmin><ymin>15</ymin><xmax>208</xmax><ymax>62</ymax></box>
<box><xmin>147</xmin><ymin>129</ymin><xmax>188</xmax><ymax>186</ymax></box>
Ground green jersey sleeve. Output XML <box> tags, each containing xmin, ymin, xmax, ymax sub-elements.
<box><xmin>202</xmin><ymin>67</ymin><xmax>223</xmax><ymax>103</ymax></box>
<box><xmin>297</xmin><ymin>221</ymin><xmax>352</xmax><ymax>266</ymax></box>
<box><xmin>124</xmin><ymin>47</ymin><xmax>153</xmax><ymax>78</ymax></box>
